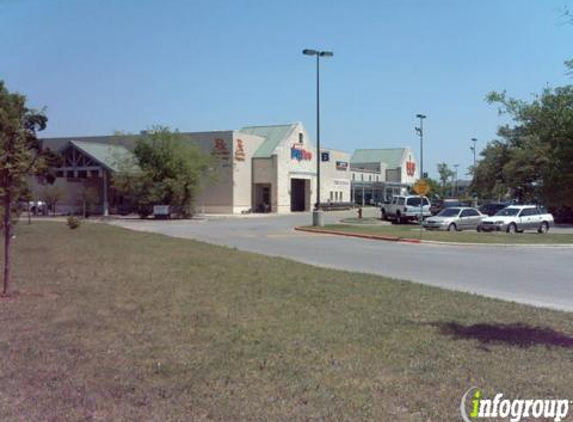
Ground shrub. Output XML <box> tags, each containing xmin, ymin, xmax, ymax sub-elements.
<box><xmin>66</xmin><ymin>216</ymin><xmax>81</xmax><ymax>230</ymax></box>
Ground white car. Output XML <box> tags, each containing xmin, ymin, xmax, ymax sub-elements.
<box><xmin>479</xmin><ymin>205</ymin><xmax>554</xmax><ymax>234</ymax></box>
<box><xmin>423</xmin><ymin>207</ymin><xmax>485</xmax><ymax>231</ymax></box>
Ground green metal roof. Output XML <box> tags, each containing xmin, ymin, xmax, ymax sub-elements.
<box><xmin>350</xmin><ymin>148</ymin><xmax>407</xmax><ymax>169</ymax></box>
<box><xmin>61</xmin><ymin>140</ymin><xmax>137</xmax><ymax>172</ymax></box>
<box><xmin>240</xmin><ymin>124</ymin><xmax>296</xmax><ymax>158</ymax></box>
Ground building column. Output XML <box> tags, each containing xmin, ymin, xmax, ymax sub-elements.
<box><xmin>102</xmin><ymin>170</ymin><xmax>109</xmax><ymax>216</ymax></box>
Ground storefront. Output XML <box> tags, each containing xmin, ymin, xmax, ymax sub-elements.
<box><xmin>33</xmin><ymin>123</ymin><xmax>416</xmax><ymax>215</ymax></box>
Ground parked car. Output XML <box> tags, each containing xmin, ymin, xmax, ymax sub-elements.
<box><xmin>479</xmin><ymin>205</ymin><xmax>554</xmax><ymax>233</ymax></box>
<box><xmin>423</xmin><ymin>207</ymin><xmax>484</xmax><ymax>231</ymax></box>
<box><xmin>20</xmin><ymin>201</ymin><xmax>47</xmax><ymax>215</ymax></box>
<box><xmin>478</xmin><ymin>202</ymin><xmax>508</xmax><ymax>217</ymax></box>
<box><xmin>430</xmin><ymin>199</ymin><xmax>468</xmax><ymax>215</ymax></box>
<box><xmin>381</xmin><ymin>195</ymin><xmax>432</xmax><ymax>224</ymax></box>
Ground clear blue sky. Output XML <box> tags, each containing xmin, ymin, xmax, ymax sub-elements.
<box><xmin>1</xmin><ymin>0</ymin><xmax>572</xmax><ymax>178</ymax></box>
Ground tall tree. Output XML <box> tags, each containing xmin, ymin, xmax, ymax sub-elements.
<box><xmin>0</xmin><ymin>81</ymin><xmax>49</xmax><ymax>296</ymax></box>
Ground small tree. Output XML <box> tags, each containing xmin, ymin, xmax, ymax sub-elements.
<box><xmin>437</xmin><ymin>163</ymin><xmax>455</xmax><ymax>196</ymax></box>
<box><xmin>77</xmin><ymin>182</ymin><xmax>99</xmax><ymax>218</ymax></box>
<box><xmin>0</xmin><ymin>81</ymin><xmax>49</xmax><ymax>296</ymax></box>
<box><xmin>42</xmin><ymin>186</ymin><xmax>64</xmax><ymax>216</ymax></box>
<box><xmin>114</xmin><ymin>127</ymin><xmax>216</xmax><ymax>217</ymax></box>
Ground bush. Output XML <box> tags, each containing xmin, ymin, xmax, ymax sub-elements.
<box><xmin>66</xmin><ymin>216</ymin><xmax>81</xmax><ymax>230</ymax></box>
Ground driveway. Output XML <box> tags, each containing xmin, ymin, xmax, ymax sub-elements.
<box><xmin>111</xmin><ymin>209</ymin><xmax>573</xmax><ymax>312</ymax></box>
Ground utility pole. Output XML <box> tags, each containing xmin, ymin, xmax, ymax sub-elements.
<box><xmin>415</xmin><ymin>114</ymin><xmax>427</xmax><ymax>179</ymax></box>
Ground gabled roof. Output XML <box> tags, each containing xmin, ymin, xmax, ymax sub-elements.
<box><xmin>60</xmin><ymin>140</ymin><xmax>137</xmax><ymax>172</ymax></box>
<box><xmin>240</xmin><ymin>124</ymin><xmax>297</xmax><ymax>158</ymax></box>
<box><xmin>350</xmin><ymin>148</ymin><xmax>408</xmax><ymax>169</ymax></box>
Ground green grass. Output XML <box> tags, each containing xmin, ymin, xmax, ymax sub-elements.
<box><xmin>1</xmin><ymin>222</ymin><xmax>573</xmax><ymax>421</ymax></box>
<box><xmin>308</xmin><ymin>223</ymin><xmax>573</xmax><ymax>244</ymax></box>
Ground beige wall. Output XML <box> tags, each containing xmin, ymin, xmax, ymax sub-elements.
<box><xmin>320</xmin><ymin>149</ymin><xmax>351</xmax><ymax>203</ymax></box>
<box><xmin>230</xmin><ymin>132</ymin><xmax>265</xmax><ymax>213</ymax></box>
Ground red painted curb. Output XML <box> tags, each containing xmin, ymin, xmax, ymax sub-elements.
<box><xmin>294</xmin><ymin>227</ymin><xmax>420</xmax><ymax>244</ymax></box>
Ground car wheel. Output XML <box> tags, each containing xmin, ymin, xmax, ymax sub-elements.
<box><xmin>381</xmin><ymin>209</ymin><xmax>387</xmax><ymax>220</ymax></box>
<box><xmin>507</xmin><ymin>223</ymin><xmax>517</xmax><ymax>234</ymax></box>
<box><xmin>396</xmin><ymin>212</ymin><xmax>402</xmax><ymax>224</ymax></box>
<box><xmin>448</xmin><ymin>223</ymin><xmax>457</xmax><ymax>232</ymax></box>
<box><xmin>538</xmin><ymin>222</ymin><xmax>549</xmax><ymax>234</ymax></box>
<box><xmin>477</xmin><ymin>225</ymin><xmax>482</xmax><ymax>232</ymax></box>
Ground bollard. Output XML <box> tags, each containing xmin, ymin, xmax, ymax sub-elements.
<box><xmin>358</xmin><ymin>207</ymin><xmax>363</xmax><ymax>219</ymax></box>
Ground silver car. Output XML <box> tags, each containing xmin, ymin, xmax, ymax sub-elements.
<box><xmin>423</xmin><ymin>207</ymin><xmax>484</xmax><ymax>231</ymax></box>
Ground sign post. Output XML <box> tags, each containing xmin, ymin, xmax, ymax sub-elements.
<box><xmin>413</xmin><ymin>180</ymin><xmax>430</xmax><ymax>239</ymax></box>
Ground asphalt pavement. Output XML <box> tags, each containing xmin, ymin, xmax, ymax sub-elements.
<box><xmin>111</xmin><ymin>209</ymin><xmax>573</xmax><ymax>312</ymax></box>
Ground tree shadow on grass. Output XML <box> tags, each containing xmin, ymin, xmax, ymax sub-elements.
<box><xmin>432</xmin><ymin>322</ymin><xmax>573</xmax><ymax>349</ymax></box>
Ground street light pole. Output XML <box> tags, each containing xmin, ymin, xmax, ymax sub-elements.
<box><xmin>303</xmin><ymin>48</ymin><xmax>333</xmax><ymax>226</ymax></box>
<box><xmin>470</xmin><ymin>138</ymin><xmax>477</xmax><ymax>170</ymax></box>
<box><xmin>453</xmin><ymin>164</ymin><xmax>459</xmax><ymax>197</ymax></box>
<box><xmin>415</xmin><ymin>114</ymin><xmax>427</xmax><ymax>179</ymax></box>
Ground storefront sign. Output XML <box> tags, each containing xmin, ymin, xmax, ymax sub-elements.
<box><xmin>321</xmin><ymin>152</ymin><xmax>330</xmax><ymax>162</ymax></box>
<box><xmin>212</xmin><ymin>138</ymin><xmax>230</xmax><ymax>161</ymax></box>
<box><xmin>334</xmin><ymin>179</ymin><xmax>350</xmax><ymax>186</ymax></box>
<box><xmin>406</xmin><ymin>161</ymin><xmax>416</xmax><ymax>176</ymax></box>
<box><xmin>234</xmin><ymin>139</ymin><xmax>246</xmax><ymax>161</ymax></box>
<box><xmin>291</xmin><ymin>144</ymin><xmax>312</xmax><ymax>161</ymax></box>
<box><xmin>336</xmin><ymin>161</ymin><xmax>348</xmax><ymax>171</ymax></box>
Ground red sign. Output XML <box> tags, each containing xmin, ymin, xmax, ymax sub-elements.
<box><xmin>234</xmin><ymin>139</ymin><xmax>246</xmax><ymax>161</ymax></box>
<box><xmin>406</xmin><ymin>161</ymin><xmax>416</xmax><ymax>177</ymax></box>
<box><xmin>212</xmin><ymin>138</ymin><xmax>230</xmax><ymax>160</ymax></box>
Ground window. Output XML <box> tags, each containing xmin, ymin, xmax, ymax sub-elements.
<box><xmin>397</xmin><ymin>197</ymin><xmax>405</xmax><ymax>205</ymax></box>
<box><xmin>66</xmin><ymin>170</ymin><xmax>74</xmax><ymax>178</ymax></box>
<box><xmin>299</xmin><ymin>133</ymin><xmax>303</xmax><ymax>144</ymax></box>
<box><xmin>330</xmin><ymin>191</ymin><xmax>334</xmax><ymax>201</ymax></box>
<box><xmin>55</xmin><ymin>170</ymin><xmax>64</xmax><ymax>178</ymax></box>
<box><xmin>369</xmin><ymin>175</ymin><xmax>372</xmax><ymax>181</ymax></box>
<box><xmin>361</xmin><ymin>174</ymin><xmax>364</xmax><ymax>181</ymax></box>
<box><xmin>352</xmin><ymin>173</ymin><xmax>355</xmax><ymax>180</ymax></box>
<box><xmin>78</xmin><ymin>170</ymin><xmax>87</xmax><ymax>178</ymax></box>
<box><xmin>90</xmin><ymin>170</ymin><xmax>100</xmax><ymax>178</ymax></box>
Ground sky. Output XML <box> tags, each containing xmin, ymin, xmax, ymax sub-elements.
<box><xmin>1</xmin><ymin>0</ymin><xmax>572</xmax><ymax>178</ymax></box>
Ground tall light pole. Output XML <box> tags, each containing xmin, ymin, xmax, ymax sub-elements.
<box><xmin>453</xmin><ymin>163</ymin><xmax>459</xmax><ymax>197</ymax></box>
<box><xmin>303</xmin><ymin>48</ymin><xmax>333</xmax><ymax>226</ymax></box>
<box><xmin>470</xmin><ymin>137</ymin><xmax>477</xmax><ymax>171</ymax></box>
<box><xmin>415</xmin><ymin>114</ymin><xmax>427</xmax><ymax>179</ymax></box>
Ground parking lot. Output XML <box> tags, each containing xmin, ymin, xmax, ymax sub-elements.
<box><xmin>112</xmin><ymin>208</ymin><xmax>573</xmax><ymax>312</ymax></box>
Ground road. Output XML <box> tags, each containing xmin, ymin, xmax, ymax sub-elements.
<box><xmin>111</xmin><ymin>209</ymin><xmax>573</xmax><ymax>312</ymax></box>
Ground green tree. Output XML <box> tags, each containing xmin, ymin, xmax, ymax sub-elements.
<box><xmin>436</xmin><ymin>163</ymin><xmax>455</xmax><ymax>194</ymax></box>
<box><xmin>114</xmin><ymin>127</ymin><xmax>215</xmax><ymax>217</ymax></box>
<box><xmin>0</xmin><ymin>81</ymin><xmax>49</xmax><ymax>296</ymax></box>
<box><xmin>481</xmin><ymin>86</ymin><xmax>573</xmax><ymax>212</ymax></box>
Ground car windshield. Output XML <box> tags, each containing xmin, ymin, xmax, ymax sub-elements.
<box><xmin>494</xmin><ymin>208</ymin><xmax>519</xmax><ymax>216</ymax></box>
<box><xmin>444</xmin><ymin>202</ymin><xmax>462</xmax><ymax>208</ymax></box>
<box><xmin>406</xmin><ymin>197</ymin><xmax>429</xmax><ymax>206</ymax></box>
<box><xmin>437</xmin><ymin>208</ymin><xmax>460</xmax><ymax>217</ymax></box>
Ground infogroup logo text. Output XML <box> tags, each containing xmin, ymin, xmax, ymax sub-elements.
<box><xmin>461</xmin><ymin>387</ymin><xmax>570</xmax><ymax>422</ymax></box>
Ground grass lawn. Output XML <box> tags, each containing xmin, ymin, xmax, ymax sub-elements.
<box><xmin>308</xmin><ymin>223</ymin><xmax>573</xmax><ymax>244</ymax></box>
<box><xmin>1</xmin><ymin>222</ymin><xmax>573</xmax><ymax>421</ymax></box>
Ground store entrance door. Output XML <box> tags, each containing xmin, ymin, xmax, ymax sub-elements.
<box><xmin>290</xmin><ymin>179</ymin><xmax>307</xmax><ymax>212</ymax></box>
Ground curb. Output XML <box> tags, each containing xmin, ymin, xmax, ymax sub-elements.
<box><xmin>294</xmin><ymin>227</ymin><xmax>421</xmax><ymax>244</ymax></box>
<box><xmin>294</xmin><ymin>227</ymin><xmax>573</xmax><ymax>248</ymax></box>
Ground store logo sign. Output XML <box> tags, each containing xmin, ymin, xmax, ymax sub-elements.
<box><xmin>291</xmin><ymin>144</ymin><xmax>312</xmax><ymax>161</ymax></box>
<box><xmin>406</xmin><ymin>161</ymin><xmax>416</xmax><ymax>176</ymax></box>
<box><xmin>212</xmin><ymin>138</ymin><xmax>230</xmax><ymax>161</ymax></box>
<box><xmin>336</xmin><ymin>161</ymin><xmax>348</xmax><ymax>171</ymax></box>
<box><xmin>235</xmin><ymin>139</ymin><xmax>246</xmax><ymax>161</ymax></box>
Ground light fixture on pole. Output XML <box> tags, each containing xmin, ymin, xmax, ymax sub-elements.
<box><xmin>470</xmin><ymin>138</ymin><xmax>477</xmax><ymax>171</ymax></box>
<box><xmin>303</xmin><ymin>48</ymin><xmax>333</xmax><ymax>227</ymax></box>
<box><xmin>415</xmin><ymin>114</ymin><xmax>427</xmax><ymax>179</ymax></box>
